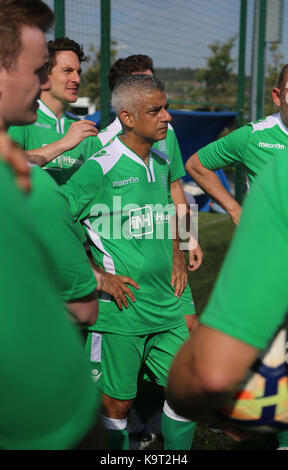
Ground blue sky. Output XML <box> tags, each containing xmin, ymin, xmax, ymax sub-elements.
<box><xmin>44</xmin><ymin>0</ymin><xmax>288</xmax><ymax>74</ymax></box>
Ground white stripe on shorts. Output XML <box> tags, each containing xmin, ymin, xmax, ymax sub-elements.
<box><xmin>90</xmin><ymin>332</ymin><xmax>102</xmax><ymax>363</ymax></box>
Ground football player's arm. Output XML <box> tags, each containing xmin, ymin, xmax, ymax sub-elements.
<box><xmin>67</xmin><ymin>290</ymin><xmax>99</xmax><ymax>326</ymax></box>
<box><xmin>185</xmin><ymin>152</ymin><xmax>241</xmax><ymax>225</ymax></box>
<box><xmin>171</xmin><ymin>179</ymin><xmax>203</xmax><ymax>271</ymax></box>
<box><xmin>167</xmin><ymin>324</ymin><xmax>259</xmax><ymax>424</ymax></box>
<box><xmin>61</xmin><ymin>159</ymin><xmax>102</xmax><ymax>222</ymax></box>
<box><xmin>25</xmin><ymin>120</ymin><xmax>99</xmax><ymax>166</ymax></box>
<box><xmin>171</xmin><ymin>235</ymin><xmax>187</xmax><ymax>298</ymax></box>
<box><xmin>169</xmin><ymin>189</ymin><xmax>187</xmax><ymax>298</ymax></box>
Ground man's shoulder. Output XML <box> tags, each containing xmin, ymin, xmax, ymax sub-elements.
<box><xmin>251</xmin><ymin>113</ymin><xmax>282</xmax><ymax>133</ymax></box>
<box><xmin>97</xmin><ymin>117</ymin><xmax>121</xmax><ymax>147</ymax></box>
<box><xmin>87</xmin><ymin>138</ymin><xmax>124</xmax><ymax>175</ymax></box>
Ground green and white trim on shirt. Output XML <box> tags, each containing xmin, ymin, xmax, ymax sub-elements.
<box><xmin>198</xmin><ymin>113</ymin><xmax>288</xmax><ymax>190</ymax></box>
<box><xmin>8</xmin><ymin>100</ymin><xmax>100</xmax><ymax>185</ymax></box>
<box><xmin>95</xmin><ymin>117</ymin><xmax>186</xmax><ymax>183</ymax></box>
<box><xmin>62</xmin><ymin>137</ymin><xmax>187</xmax><ymax>335</ymax></box>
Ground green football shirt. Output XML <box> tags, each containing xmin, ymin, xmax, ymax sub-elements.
<box><xmin>0</xmin><ymin>160</ymin><xmax>101</xmax><ymax>450</ymax></box>
<box><xmin>62</xmin><ymin>137</ymin><xmax>186</xmax><ymax>335</ymax></box>
<box><xmin>8</xmin><ymin>100</ymin><xmax>99</xmax><ymax>185</ymax></box>
<box><xmin>200</xmin><ymin>151</ymin><xmax>288</xmax><ymax>350</ymax></box>
<box><xmin>28</xmin><ymin>166</ymin><xmax>97</xmax><ymax>302</ymax></box>
<box><xmin>94</xmin><ymin>117</ymin><xmax>186</xmax><ymax>182</ymax></box>
<box><xmin>198</xmin><ymin>113</ymin><xmax>288</xmax><ymax>188</ymax></box>
<box><xmin>94</xmin><ymin>117</ymin><xmax>196</xmax><ymax>316</ymax></box>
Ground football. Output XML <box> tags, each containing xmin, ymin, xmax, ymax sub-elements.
<box><xmin>219</xmin><ymin>323</ymin><xmax>288</xmax><ymax>433</ymax></box>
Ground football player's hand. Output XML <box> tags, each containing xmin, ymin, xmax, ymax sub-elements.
<box><xmin>62</xmin><ymin>120</ymin><xmax>99</xmax><ymax>150</ymax></box>
<box><xmin>100</xmin><ymin>272</ymin><xmax>140</xmax><ymax>310</ymax></box>
<box><xmin>0</xmin><ymin>132</ymin><xmax>30</xmax><ymax>192</ymax></box>
<box><xmin>188</xmin><ymin>242</ymin><xmax>203</xmax><ymax>272</ymax></box>
<box><xmin>171</xmin><ymin>247</ymin><xmax>187</xmax><ymax>298</ymax></box>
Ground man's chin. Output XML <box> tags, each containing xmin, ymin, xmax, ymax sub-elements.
<box><xmin>67</xmin><ymin>94</ymin><xmax>78</xmax><ymax>103</ymax></box>
<box><xmin>154</xmin><ymin>129</ymin><xmax>168</xmax><ymax>142</ymax></box>
<box><xmin>12</xmin><ymin>112</ymin><xmax>38</xmax><ymax>127</ymax></box>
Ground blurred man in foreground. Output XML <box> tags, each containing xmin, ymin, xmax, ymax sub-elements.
<box><xmin>0</xmin><ymin>0</ymin><xmax>102</xmax><ymax>450</ymax></box>
<box><xmin>167</xmin><ymin>152</ymin><xmax>288</xmax><ymax>446</ymax></box>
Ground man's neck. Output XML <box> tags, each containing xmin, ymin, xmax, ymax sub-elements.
<box><xmin>40</xmin><ymin>91</ymin><xmax>65</xmax><ymax>119</ymax></box>
<box><xmin>120</xmin><ymin>133</ymin><xmax>152</xmax><ymax>164</ymax></box>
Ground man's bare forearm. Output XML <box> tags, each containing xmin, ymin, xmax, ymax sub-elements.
<box><xmin>185</xmin><ymin>153</ymin><xmax>241</xmax><ymax>224</ymax></box>
<box><xmin>167</xmin><ymin>325</ymin><xmax>258</xmax><ymax>421</ymax></box>
<box><xmin>25</xmin><ymin>138</ymin><xmax>72</xmax><ymax>166</ymax></box>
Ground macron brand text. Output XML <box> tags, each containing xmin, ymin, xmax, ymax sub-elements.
<box><xmin>258</xmin><ymin>142</ymin><xmax>285</xmax><ymax>150</ymax></box>
<box><xmin>113</xmin><ymin>176</ymin><xmax>139</xmax><ymax>188</ymax></box>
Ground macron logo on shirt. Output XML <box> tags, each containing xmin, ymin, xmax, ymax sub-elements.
<box><xmin>113</xmin><ymin>177</ymin><xmax>140</xmax><ymax>188</ymax></box>
<box><xmin>34</xmin><ymin>122</ymin><xmax>51</xmax><ymax>129</ymax></box>
<box><xmin>258</xmin><ymin>142</ymin><xmax>285</xmax><ymax>150</ymax></box>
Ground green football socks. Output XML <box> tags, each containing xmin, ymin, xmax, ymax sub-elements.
<box><xmin>161</xmin><ymin>401</ymin><xmax>196</xmax><ymax>450</ymax></box>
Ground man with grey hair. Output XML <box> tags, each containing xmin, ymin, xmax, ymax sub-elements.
<box><xmin>62</xmin><ymin>74</ymin><xmax>196</xmax><ymax>450</ymax></box>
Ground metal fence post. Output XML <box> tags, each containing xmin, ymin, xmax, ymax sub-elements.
<box><xmin>100</xmin><ymin>0</ymin><xmax>111</xmax><ymax>129</ymax></box>
<box><xmin>235</xmin><ymin>0</ymin><xmax>247</xmax><ymax>205</ymax></box>
<box><xmin>54</xmin><ymin>0</ymin><xmax>65</xmax><ymax>39</ymax></box>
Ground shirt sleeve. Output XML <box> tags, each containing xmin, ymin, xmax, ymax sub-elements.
<box><xmin>200</xmin><ymin>152</ymin><xmax>288</xmax><ymax>350</ymax></box>
<box><xmin>29</xmin><ymin>167</ymin><xmax>97</xmax><ymax>302</ymax></box>
<box><xmin>61</xmin><ymin>157</ymin><xmax>104</xmax><ymax>222</ymax></box>
<box><xmin>166</xmin><ymin>128</ymin><xmax>186</xmax><ymax>182</ymax></box>
<box><xmin>198</xmin><ymin>124</ymin><xmax>252</xmax><ymax>170</ymax></box>
<box><xmin>84</xmin><ymin>135</ymin><xmax>104</xmax><ymax>160</ymax></box>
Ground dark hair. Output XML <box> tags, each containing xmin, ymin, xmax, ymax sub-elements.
<box><xmin>47</xmin><ymin>37</ymin><xmax>87</xmax><ymax>74</ymax></box>
<box><xmin>277</xmin><ymin>64</ymin><xmax>288</xmax><ymax>89</ymax></box>
<box><xmin>0</xmin><ymin>0</ymin><xmax>54</xmax><ymax>70</ymax></box>
<box><xmin>108</xmin><ymin>54</ymin><xmax>154</xmax><ymax>91</ymax></box>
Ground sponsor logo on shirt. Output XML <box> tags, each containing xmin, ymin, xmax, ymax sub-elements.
<box><xmin>51</xmin><ymin>155</ymin><xmax>83</xmax><ymax>167</ymax></box>
<box><xmin>89</xmin><ymin>198</ymin><xmax>199</xmax><ymax>243</ymax></box>
<box><xmin>258</xmin><ymin>142</ymin><xmax>285</xmax><ymax>150</ymax></box>
<box><xmin>155</xmin><ymin>212</ymin><xmax>170</xmax><ymax>223</ymax></box>
<box><xmin>113</xmin><ymin>176</ymin><xmax>140</xmax><ymax>188</ymax></box>
<box><xmin>34</xmin><ymin>122</ymin><xmax>51</xmax><ymax>129</ymax></box>
<box><xmin>129</xmin><ymin>205</ymin><xmax>153</xmax><ymax>237</ymax></box>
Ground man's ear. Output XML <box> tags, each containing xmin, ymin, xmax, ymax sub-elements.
<box><xmin>119</xmin><ymin>110</ymin><xmax>134</xmax><ymax>129</ymax></box>
<box><xmin>272</xmin><ymin>87</ymin><xmax>281</xmax><ymax>107</ymax></box>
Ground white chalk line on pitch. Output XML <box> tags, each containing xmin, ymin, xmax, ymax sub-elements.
<box><xmin>199</xmin><ymin>214</ymin><xmax>230</xmax><ymax>229</ymax></box>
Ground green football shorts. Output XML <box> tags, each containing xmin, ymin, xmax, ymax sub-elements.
<box><xmin>179</xmin><ymin>284</ymin><xmax>196</xmax><ymax>316</ymax></box>
<box><xmin>85</xmin><ymin>323</ymin><xmax>189</xmax><ymax>400</ymax></box>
